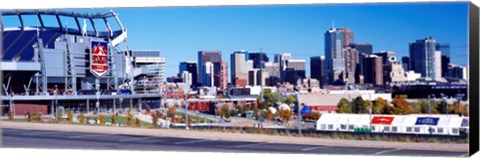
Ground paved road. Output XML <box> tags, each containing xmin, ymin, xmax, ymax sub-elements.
<box><xmin>0</xmin><ymin>128</ymin><xmax>468</xmax><ymax>157</ymax></box>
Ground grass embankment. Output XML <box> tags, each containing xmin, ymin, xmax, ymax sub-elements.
<box><xmin>174</xmin><ymin>111</ymin><xmax>215</xmax><ymax>123</ymax></box>
<box><xmin>3</xmin><ymin>115</ymin><xmax>152</xmax><ymax>127</ymax></box>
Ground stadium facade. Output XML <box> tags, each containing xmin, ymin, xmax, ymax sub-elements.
<box><xmin>1</xmin><ymin>10</ymin><xmax>165</xmax><ymax>115</ymax></box>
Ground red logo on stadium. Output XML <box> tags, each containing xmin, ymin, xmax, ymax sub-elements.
<box><xmin>371</xmin><ymin>116</ymin><xmax>394</xmax><ymax>125</ymax></box>
<box><xmin>90</xmin><ymin>41</ymin><xmax>109</xmax><ymax>77</ymax></box>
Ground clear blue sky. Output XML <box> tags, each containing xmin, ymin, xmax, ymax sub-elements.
<box><xmin>3</xmin><ymin>2</ymin><xmax>469</xmax><ymax>78</ymax></box>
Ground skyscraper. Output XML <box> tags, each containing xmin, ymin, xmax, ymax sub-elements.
<box><xmin>230</xmin><ymin>50</ymin><xmax>253</xmax><ymax>87</ymax></box>
<box><xmin>436</xmin><ymin>43</ymin><xmax>451</xmax><ymax>78</ymax></box>
<box><xmin>204</xmin><ymin>62</ymin><xmax>215</xmax><ymax>87</ymax></box>
<box><xmin>277</xmin><ymin>53</ymin><xmax>292</xmax><ymax>82</ymax></box>
<box><xmin>364</xmin><ymin>55</ymin><xmax>383</xmax><ymax>86</ymax></box>
<box><xmin>218</xmin><ymin>61</ymin><xmax>228</xmax><ymax>89</ymax></box>
<box><xmin>324</xmin><ymin>27</ymin><xmax>353</xmax><ymax>85</ymax></box>
<box><xmin>265</xmin><ymin>62</ymin><xmax>280</xmax><ymax>86</ymax></box>
<box><xmin>375</xmin><ymin>51</ymin><xmax>396</xmax><ymax>65</ymax></box>
<box><xmin>310</xmin><ymin>56</ymin><xmax>325</xmax><ymax>87</ymax></box>
<box><xmin>179</xmin><ymin>61</ymin><xmax>198</xmax><ymax>87</ymax></box>
<box><xmin>349</xmin><ymin>43</ymin><xmax>372</xmax><ymax>55</ymax></box>
<box><xmin>198</xmin><ymin>51</ymin><xmax>222</xmax><ymax>87</ymax></box>
<box><xmin>409</xmin><ymin>37</ymin><xmax>440</xmax><ymax>80</ymax></box>
<box><xmin>344</xmin><ymin>47</ymin><xmax>359</xmax><ymax>84</ymax></box>
<box><xmin>401</xmin><ymin>56</ymin><xmax>410</xmax><ymax>71</ymax></box>
<box><xmin>284</xmin><ymin>59</ymin><xmax>306</xmax><ymax>85</ymax></box>
<box><xmin>248</xmin><ymin>52</ymin><xmax>269</xmax><ymax>69</ymax></box>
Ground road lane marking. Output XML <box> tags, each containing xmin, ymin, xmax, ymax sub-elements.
<box><xmin>118</xmin><ymin>137</ymin><xmax>152</xmax><ymax>142</ymax></box>
<box><xmin>229</xmin><ymin>142</ymin><xmax>268</xmax><ymax>148</ymax></box>
<box><xmin>374</xmin><ymin>149</ymin><xmax>401</xmax><ymax>155</ymax></box>
<box><xmin>174</xmin><ymin>139</ymin><xmax>210</xmax><ymax>145</ymax></box>
<box><xmin>21</xmin><ymin>131</ymin><xmax>64</xmax><ymax>136</ymax></box>
<box><xmin>68</xmin><ymin>134</ymin><xmax>109</xmax><ymax>139</ymax></box>
<box><xmin>301</xmin><ymin>146</ymin><xmax>330</xmax><ymax>151</ymax></box>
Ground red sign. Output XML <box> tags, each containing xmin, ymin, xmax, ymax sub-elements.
<box><xmin>90</xmin><ymin>41</ymin><xmax>109</xmax><ymax>78</ymax></box>
<box><xmin>371</xmin><ymin>116</ymin><xmax>394</xmax><ymax>125</ymax></box>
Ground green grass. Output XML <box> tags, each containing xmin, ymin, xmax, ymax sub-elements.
<box><xmin>174</xmin><ymin>111</ymin><xmax>214</xmax><ymax>122</ymax></box>
<box><xmin>104</xmin><ymin>115</ymin><xmax>152</xmax><ymax>127</ymax></box>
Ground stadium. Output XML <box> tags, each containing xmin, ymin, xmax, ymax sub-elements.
<box><xmin>0</xmin><ymin>10</ymin><xmax>165</xmax><ymax>116</ymax></box>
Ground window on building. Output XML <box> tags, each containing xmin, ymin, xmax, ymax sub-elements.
<box><xmin>392</xmin><ymin>126</ymin><xmax>398</xmax><ymax>132</ymax></box>
<box><xmin>321</xmin><ymin>125</ymin><xmax>326</xmax><ymax>130</ymax></box>
<box><xmin>348</xmin><ymin>125</ymin><xmax>354</xmax><ymax>130</ymax></box>
<box><xmin>452</xmin><ymin>128</ymin><xmax>459</xmax><ymax>134</ymax></box>
<box><xmin>414</xmin><ymin>127</ymin><xmax>420</xmax><ymax>133</ymax></box>
<box><xmin>384</xmin><ymin>126</ymin><xmax>390</xmax><ymax>132</ymax></box>
<box><xmin>341</xmin><ymin>125</ymin><xmax>347</xmax><ymax>130</ymax></box>
<box><xmin>438</xmin><ymin>128</ymin><xmax>444</xmax><ymax>133</ymax></box>
<box><xmin>328</xmin><ymin>125</ymin><xmax>333</xmax><ymax>130</ymax></box>
<box><xmin>406</xmin><ymin>127</ymin><xmax>412</xmax><ymax>132</ymax></box>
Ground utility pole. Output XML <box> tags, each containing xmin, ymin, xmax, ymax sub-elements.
<box><xmin>297</xmin><ymin>92</ymin><xmax>301</xmax><ymax>135</ymax></box>
<box><xmin>427</xmin><ymin>95</ymin><xmax>431</xmax><ymax>116</ymax></box>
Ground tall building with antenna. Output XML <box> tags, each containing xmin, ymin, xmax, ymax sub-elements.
<box><xmin>324</xmin><ymin>22</ymin><xmax>354</xmax><ymax>85</ymax></box>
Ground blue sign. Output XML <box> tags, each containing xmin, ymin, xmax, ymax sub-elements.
<box><xmin>415</xmin><ymin>117</ymin><xmax>439</xmax><ymax>125</ymax></box>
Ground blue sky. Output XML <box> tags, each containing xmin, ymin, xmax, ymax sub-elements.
<box><xmin>3</xmin><ymin>2</ymin><xmax>469</xmax><ymax>78</ymax></box>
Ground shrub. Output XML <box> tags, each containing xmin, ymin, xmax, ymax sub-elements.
<box><xmin>7</xmin><ymin>110</ymin><xmax>14</xmax><ymax>120</ymax></box>
<box><xmin>135</xmin><ymin>117</ymin><xmax>141</xmax><ymax>127</ymax></box>
<box><xmin>67</xmin><ymin>110</ymin><xmax>73</xmax><ymax>121</ymax></box>
<box><xmin>33</xmin><ymin>111</ymin><xmax>41</xmax><ymax>122</ymax></box>
<box><xmin>127</xmin><ymin>111</ymin><xmax>134</xmax><ymax>126</ymax></box>
<box><xmin>26</xmin><ymin>112</ymin><xmax>32</xmax><ymax>122</ymax></box>
<box><xmin>111</xmin><ymin>113</ymin><xmax>116</xmax><ymax>125</ymax></box>
<box><xmin>57</xmin><ymin>111</ymin><xmax>63</xmax><ymax>121</ymax></box>
<box><xmin>99</xmin><ymin>115</ymin><xmax>105</xmax><ymax>125</ymax></box>
<box><xmin>77</xmin><ymin>113</ymin><xmax>86</xmax><ymax>124</ymax></box>
<box><xmin>151</xmin><ymin>112</ymin><xmax>159</xmax><ymax>127</ymax></box>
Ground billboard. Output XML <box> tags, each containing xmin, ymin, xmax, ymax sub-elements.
<box><xmin>415</xmin><ymin>117</ymin><xmax>439</xmax><ymax>126</ymax></box>
<box><xmin>371</xmin><ymin>116</ymin><xmax>394</xmax><ymax>125</ymax></box>
<box><xmin>90</xmin><ymin>41</ymin><xmax>109</xmax><ymax>78</ymax></box>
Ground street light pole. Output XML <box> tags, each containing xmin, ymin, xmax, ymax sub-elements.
<box><xmin>297</xmin><ymin>92</ymin><xmax>301</xmax><ymax>135</ymax></box>
<box><xmin>369</xmin><ymin>93</ymin><xmax>372</xmax><ymax>133</ymax></box>
<box><xmin>427</xmin><ymin>95</ymin><xmax>431</xmax><ymax>116</ymax></box>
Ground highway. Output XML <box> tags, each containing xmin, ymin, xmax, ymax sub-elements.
<box><xmin>0</xmin><ymin>128</ymin><xmax>468</xmax><ymax>157</ymax></box>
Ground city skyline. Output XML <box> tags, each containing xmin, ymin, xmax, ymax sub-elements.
<box><xmin>1</xmin><ymin>2</ymin><xmax>469</xmax><ymax>78</ymax></box>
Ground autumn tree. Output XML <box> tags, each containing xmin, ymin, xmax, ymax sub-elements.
<box><xmin>77</xmin><ymin>113</ymin><xmax>86</xmax><ymax>124</ymax></box>
<box><xmin>99</xmin><ymin>114</ymin><xmax>105</xmax><ymax>125</ymax></box>
<box><xmin>167</xmin><ymin>106</ymin><xmax>176</xmax><ymax>123</ymax></box>
<box><xmin>336</xmin><ymin>98</ymin><xmax>351</xmax><ymax>113</ymax></box>
<box><xmin>304</xmin><ymin>111</ymin><xmax>321</xmax><ymax>121</ymax></box>
<box><xmin>33</xmin><ymin>111</ymin><xmax>41</xmax><ymax>122</ymax></box>
<box><xmin>111</xmin><ymin>113</ymin><xmax>116</xmax><ymax>125</ymax></box>
<box><xmin>7</xmin><ymin>110</ymin><xmax>14</xmax><ymax>120</ymax></box>
<box><xmin>278</xmin><ymin>109</ymin><xmax>292</xmax><ymax>123</ymax></box>
<box><xmin>67</xmin><ymin>110</ymin><xmax>73</xmax><ymax>122</ymax></box>
<box><xmin>151</xmin><ymin>112</ymin><xmax>159</xmax><ymax>127</ymax></box>
<box><xmin>351</xmin><ymin>96</ymin><xmax>367</xmax><ymax>114</ymax></box>
<box><xmin>392</xmin><ymin>95</ymin><xmax>411</xmax><ymax>115</ymax></box>
<box><xmin>373</xmin><ymin>97</ymin><xmax>389</xmax><ymax>114</ymax></box>
<box><xmin>220</xmin><ymin>104</ymin><xmax>231</xmax><ymax>119</ymax></box>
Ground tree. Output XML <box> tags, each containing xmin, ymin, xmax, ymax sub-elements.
<box><xmin>26</xmin><ymin>112</ymin><xmax>32</xmax><ymax>122</ymax></box>
<box><xmin>418</xmin><ymin>99</ymin><xmax>438</xmax><ymax>114</ymax></box>
<box><xmin>392</xmin><ymin>95</ymin><xmax>411</xmax><ymax>115</ymax></box>
<box><xmin>67</xmin><ymin>110</ymin><xmax>73</xmax><ymax>122</ymax></box>
<box><xmin>278</xmin><ymin>109</ymin><xmax>292</xmax><ymax>123</ymax></box>
<box><xmin>111</xmin><ymin>113</ymin><xmax>116</xmax><ymax>125</ymax></box>
<box><xmin>7</xmin><ymin>110</ymin><xmax>13</xmax><ymax>121</ymax></box>
<box><xmin>167</xmin><ymin>106</ymin><xmax>176</xmax><ymax>123</ymax></box>
<box><xmin>135</xmin><ymin>117</ymin><xmax>141</xmax><ymax>127</ymax></box>
<box><xmin>373</xmin><ymin>97</ymin><xmax>389</xmax><ymax>114</ymax></box>
<box><xmin>260</xmin><ymin>89</ymin><xmax>282</xmax><ymax>109</ymax></box>
<box><xmin>336</xmin><ymin>98</ymin><xmax>351</xmax><ymax>113</ymax></box>
<box><xmin>436</xmin><ymin>100</ymin><xmax>448</xmax><ymax>114</ymax></box>
<box><xmin>351</xmin><ymin>96</ymin><xmax>367</xmax><ymax>114</ymax></box>
<box><xmin>284</xmin><ymin>95</ymin><xmax>297</xmax><ymax>105</ymax></box>
<box><xmin>151</xmin><ymin>112</ymin><xmax>159</xmax><ymax>127</ymax></box>
<box><xmin>220</xmin><ymin>104</ymin><xmax>231</xmax><ymax>119</ymax></box>
<box><xmin>127</xmin><ymin>108</ymin><xmax>134</xmax><ymax>126</ymax></box>
<box><xmin>77</xmin><ymin>113</ymin><xmax>86</xmax><ymax>124</ymax></box>
<box><xmin>33</xmin><ymin>111</ymin><xmax>41</xmax><ymax>122</ymax></box>
<box><xmin>99</xmin><ymin>114</ymin><xmax>105</xmax><ymax>125</ymax></box>
<box><xmin>411</xmin><ymin>100</ymin><xmax>423</xmax><ymax>114</ymax></box>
